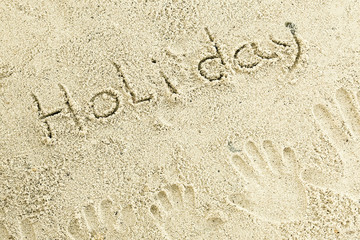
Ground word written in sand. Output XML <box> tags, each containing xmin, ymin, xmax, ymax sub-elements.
<box><xmin>30</xmin><ymin>22</ymin><xmax>301</xmax><ymax>142</ymax></box>
<box><xmin>198</xmin><ymin>22</ymin><xmax>301</xmax><ymax>81</ymax></box>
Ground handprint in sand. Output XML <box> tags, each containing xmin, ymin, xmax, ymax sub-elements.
<box><xmin>0</xmin><ymin>219</ymin><xmax>38</xmax><ymax>240</ymax></box>
<box><xmin>228</xmin><ymin>140</ymin><xmax>307</xmax><ymax>223</ymax></box>
<box><xmin>150</xmin><ymin>183</ymin><xmax>223</xmax><ymax>240</ymax></box>
<box><xmin>68</xmin><ymin>198</ymin><xmax>136</xmax><ymax>240</ymax></box>
<box><xmin>303</xmin><ymin>88</ymin><xmax>360</xmax><ymax>200</ymax></box>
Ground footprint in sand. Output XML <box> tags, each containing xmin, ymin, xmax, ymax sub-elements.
<box><xmin>228</xmin><ymin>140</ymin><xmax>307</xmax><ymax>223</ymax></box>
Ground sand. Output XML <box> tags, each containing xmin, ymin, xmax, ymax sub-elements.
<box><xmin>1</xmin><ymin>0</ymin><xmax>360</xmax><ymax>239</ymax></box>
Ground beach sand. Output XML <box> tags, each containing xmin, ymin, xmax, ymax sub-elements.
<box><xmin>1</xmin><ymin>0</ymin><xmax>360</xmax><ymax>239</ymax></box>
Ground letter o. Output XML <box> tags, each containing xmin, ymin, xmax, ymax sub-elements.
<box><xmin>90</xmin><ymin>90</ymin><xmax>120</xmax><ymax>118</ymax></box>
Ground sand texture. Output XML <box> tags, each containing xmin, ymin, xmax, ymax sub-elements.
<box><xmin>2</xmin><ymin>0</ymin><xmax>360</xmax><ymax>239</ymax></box>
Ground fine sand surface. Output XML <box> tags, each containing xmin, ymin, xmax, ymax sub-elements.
<box><xmin>2</xmin><ymin>0</ymin><xmax>360</xmax><ymax>239</ymax></box>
